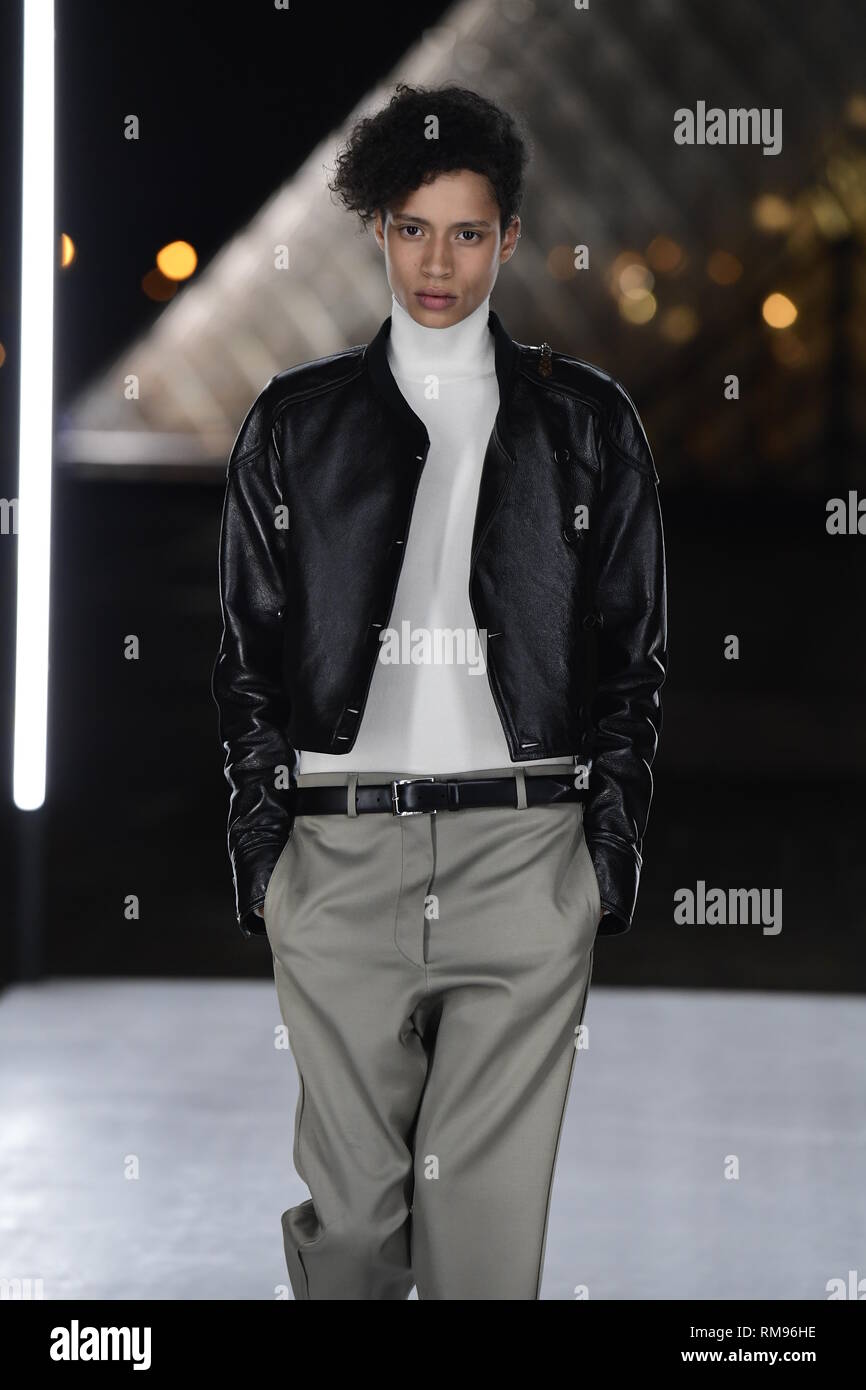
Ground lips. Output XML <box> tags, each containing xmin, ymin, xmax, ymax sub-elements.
<box><xmin>416</xmin><ymin>289</ymin><xmax>457</xmax><ymax>309</ymax></box>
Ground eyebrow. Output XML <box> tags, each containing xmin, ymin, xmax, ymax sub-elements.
<box><xmin>390</xmin><ymin>214</ymin><xmax>494</xmax><ymax>229</ymax></box>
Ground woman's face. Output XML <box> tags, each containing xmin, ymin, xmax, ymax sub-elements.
<box><xmin>374</xmin><ymin>167</ymin><xmax>519</xmax><ymax>329</ymax></box>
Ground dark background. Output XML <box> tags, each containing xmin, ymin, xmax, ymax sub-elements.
<box><xmin>1</xmin><ymin>1</ymin><xmax>864</xmax><ymax>991</ymax></box>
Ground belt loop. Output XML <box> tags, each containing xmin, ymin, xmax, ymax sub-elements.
<box><xmin>514</xmin><ymin>767</ymin><xmax>527</xmax><ymax>810</ymax></box>
<box><xmin>347</xmin><ymin>773</ymin><xmax>359</xmax><ymax>817</ymax></box>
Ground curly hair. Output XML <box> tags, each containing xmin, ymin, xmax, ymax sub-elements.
<box><xmin>327</xmin><ymin>83</ymin><xmax>532</xmax><ymax>234</ymax></box>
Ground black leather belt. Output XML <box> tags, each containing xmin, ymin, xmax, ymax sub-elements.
<box><xmin>293</xmin><ymin>774</ymin><xmax>586</xmax><ymax>817</ymax></box>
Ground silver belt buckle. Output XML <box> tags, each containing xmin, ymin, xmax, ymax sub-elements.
<box><xmin>391</xmin><ymin>776</ymin><xmax>436</xmax><ymax>815</ymax></box>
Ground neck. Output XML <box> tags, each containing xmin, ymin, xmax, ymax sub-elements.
<box><xmin>387</xmin><ymin>292</ymin><xmax>495</xmax><ymax>382</ymax></box>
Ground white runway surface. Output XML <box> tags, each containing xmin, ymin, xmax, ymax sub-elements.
<box><xmin>1</xmin><ymin>981</ymin><xmax>863</xmax><ymax>1300</ymax></box>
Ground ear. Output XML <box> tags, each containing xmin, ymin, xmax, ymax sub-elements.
<box><xmin>373</xmin><ymin>209</ymin><xmax>386</xmax><ymax>252</ymax></box>
<box><xmin>499</xmin><ymin>215</ymin><xmax>521</xmax><ymax>264</ymax></box>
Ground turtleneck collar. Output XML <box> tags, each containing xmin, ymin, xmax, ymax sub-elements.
<box><xmin>387</xmin><ymin>292</ymin><xmax>495</xmax><ymax>383</ymax></box>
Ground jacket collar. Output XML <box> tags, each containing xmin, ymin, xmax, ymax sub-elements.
<box><xmin>363</xmin><ymin>306</ymin><xmax>520</xmax><ymax>459</ymax></box>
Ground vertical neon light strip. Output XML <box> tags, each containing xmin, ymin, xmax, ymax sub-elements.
<box><xmin>13</xmin><ymin>0</ymin><xmax>55</xmax><ymax>810</ymax></box>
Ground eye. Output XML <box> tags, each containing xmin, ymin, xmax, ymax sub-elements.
<box><xmin>458</xmin><ymin>230</ymin><xmax>482</xmax><ymax>242</ymax></box>
<box><xmin>398</xmin><ymin>224</ymin><xmax>423</xmax><ymax>238</ymax></box>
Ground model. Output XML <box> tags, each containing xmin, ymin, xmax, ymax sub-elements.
<box><xmin>211</xmin><ymin>82</ymin><xmax>667</xmax><ymax>1300</ymax></box>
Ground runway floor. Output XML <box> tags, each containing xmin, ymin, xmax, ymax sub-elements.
<box><xmin>1</xmin><ymin>980</ymin><xmax>863</xmax><ymax>1300</ymax></box>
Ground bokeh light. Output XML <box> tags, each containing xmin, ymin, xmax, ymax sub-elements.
<box><xmin>155</xmin><ymin>240</ymin><xmax>197</xmax><ymax>281</ymax></box>
<box><xmin>762</xmin><ymin>292</ymin><xmax>797</xmax><ymax>328</ymax></box>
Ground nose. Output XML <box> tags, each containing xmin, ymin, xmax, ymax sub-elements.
<box><xmin>421</xmin><ymin>235</ymin><xmax>453</xmax><ymax>281</ymax></box>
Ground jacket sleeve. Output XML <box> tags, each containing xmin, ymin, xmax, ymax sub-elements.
<box><xmin>211</xmin><ymin>390</ymin><xmax>297</xmax><ymax>939</ymax></box>
<box><xmin>583</xmin><ymin>385</ymin><xmax>668</xmax><ymax>935</ymax></box>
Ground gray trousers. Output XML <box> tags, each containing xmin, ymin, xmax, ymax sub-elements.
<box><xmin>263</xmin><ymin>764</ymin><xmax>601</xmax><ymax>1300</ymax></box>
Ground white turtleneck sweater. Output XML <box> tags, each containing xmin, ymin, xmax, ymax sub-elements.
<box><xmin>298</xmin><ymin>293</ymin><xmax>574</xmax><ymax>775</ymax></box>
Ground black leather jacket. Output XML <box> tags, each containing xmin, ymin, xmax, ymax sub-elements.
<box><xmin>211</xmin><ymin>308</ymin><xmax>667</xmax><ymax>939</ymax></box>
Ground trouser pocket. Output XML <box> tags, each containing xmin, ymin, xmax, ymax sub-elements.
<box><xmin>263</xmin><ymin>825</ymin><xmax>298</xmax><ymax>934</ymax></box>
